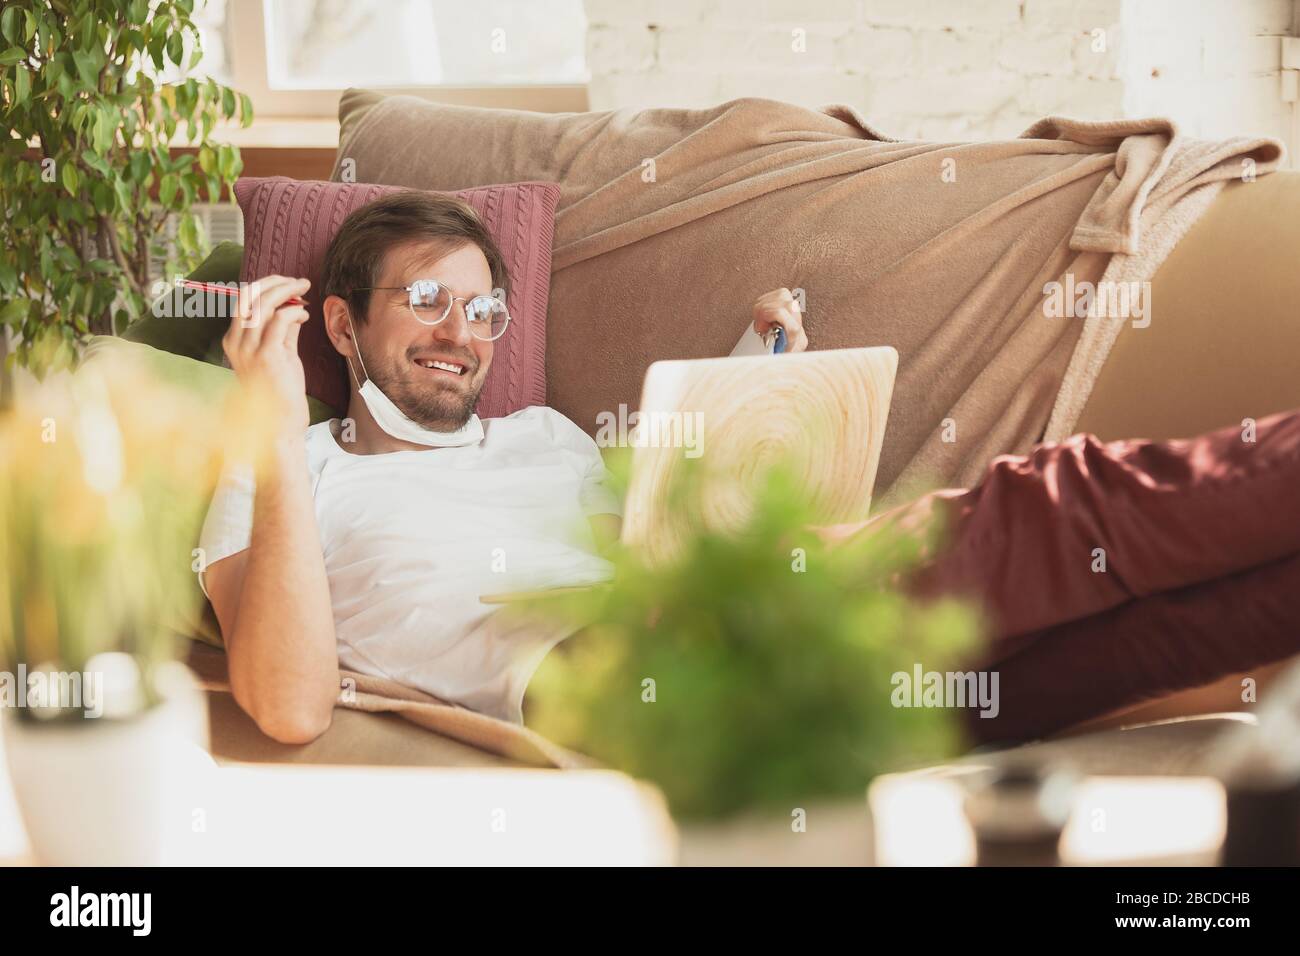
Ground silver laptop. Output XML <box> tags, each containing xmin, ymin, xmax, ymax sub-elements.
<box><xmin>482</xmin><ymin>346</ymin><xmax>898</xmax><ymax>601</ymax></box>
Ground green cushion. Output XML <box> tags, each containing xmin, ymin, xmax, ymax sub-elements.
<box><xmin>122</xmin><ymin>241</ymin><xmax>245</xmax><ymax>362</ymax></box>
<box><xmin>119</xmin><ymin>241</ymin><xmax>339</xmax><ymax>420</ymax></box>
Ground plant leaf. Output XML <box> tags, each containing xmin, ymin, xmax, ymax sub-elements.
<box><xmin>159</xmin><ymin>172</ymin><xmax>178</xmax><ymax>206</ymax></box>
<box><xmin>13</xmin><ymin>64</ymin><xmax>29</xmax><ymax>105</ymax></box>
<box><xmin>0</xmin><ymin>8</ymin><xmax>19</xmax><ymax>45</ymax></box>
<box><xmin>166</xmin><ymin>32</ymin><xmax>183</xmax><ymax>68</ymax></box>
<box><xmin>113</xmin><ymin>175</ymin><xmax>133</xmax><ymax>213</ymax></box>
<box><xmin>0</xmin><ymin>298</ymin><xmax>30</xmax><ymax>326</ymax></box>
<box><xmin>72</xmin><ymin>49</ymin><xmax>98</xmax><ymax>84</ymax></box>
<box><xmin>60</xmin><ymin>162</ymin><xmax>79</xmax><ymax>197</ymax></box>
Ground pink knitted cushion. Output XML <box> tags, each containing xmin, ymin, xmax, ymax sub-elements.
<box><xmin>234</xmin><ymin>176</ymin><xmax>558</xmax><ymax>417</ymax></box>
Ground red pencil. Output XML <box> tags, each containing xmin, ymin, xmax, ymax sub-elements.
<box><xmin>174</xmin><ymin>278</ymin><xmax>309</xmax><ymax>307</ymax></box>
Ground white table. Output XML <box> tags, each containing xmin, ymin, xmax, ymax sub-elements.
<box><xmin>2</xmin><ymin>726</ymin><xmax>1224</xmax><ymax>866</ymax></box>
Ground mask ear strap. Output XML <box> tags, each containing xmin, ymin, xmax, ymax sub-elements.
<box><xmin>344</xmin><ymin>309</ymin><xmax>370</xmax><ymax>388</ymax></box>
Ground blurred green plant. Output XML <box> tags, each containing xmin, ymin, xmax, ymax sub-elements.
<box><xmin>525</xmin><ymin>451</ymin><xmax>984</xmax><ymax>821</ymax></box>
<box><xmin>0</xmin><ymin>341</ymin><xmax>257</xmax><ymax>721</ymax></box>
<box><xmin>0</xmin><ymin>0</ymin><xmax>250</xmax><ymax>374</ymax></box>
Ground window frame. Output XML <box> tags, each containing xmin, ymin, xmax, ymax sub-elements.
<box><xmin>225</xmin><ymin>0</ymin><xmax>589</xmax><ymax>118</ymax></box>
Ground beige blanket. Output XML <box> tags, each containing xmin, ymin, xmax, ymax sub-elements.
<box><xmin>333</xmin><ymin>92</ymin><xmax>1283</xmax><ymax>507</ymax></box>
<box><xmin>185</xmin><ymin>640</ymin><xmax>590</xmax><ymax>769</ymax></box>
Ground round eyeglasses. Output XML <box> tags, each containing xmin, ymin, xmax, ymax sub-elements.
<box><xmin>353</xmin><ymin>279</ymin><xmax>510</xmax><ymax>342</ymax></box>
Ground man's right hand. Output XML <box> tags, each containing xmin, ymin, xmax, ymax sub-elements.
<box><xmin>222</xmin><ymin>275</ymin><xmax>312</xmax><ymax>437</ymax></box>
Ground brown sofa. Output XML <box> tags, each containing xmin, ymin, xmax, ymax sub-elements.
<box><xmin>201</xmin><ymin>160</ymin><xmax>1300</xmax><ymax>785</ymax></box>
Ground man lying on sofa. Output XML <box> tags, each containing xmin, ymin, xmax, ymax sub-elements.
<box><xmin>199</xmin><ymin>191</ymin><xmax>810</xmax><ymax>743</ymax></box>
<box><xmin>201</xmin><ymin>190</ymin><xmax>1300</xmax><ymax>746</ymax></box>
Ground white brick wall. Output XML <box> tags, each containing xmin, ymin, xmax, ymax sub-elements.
<box><xmin>1121</xmin><ymin>0</ymin><xmax>1297</xmax><ymax>144</ymax></box>
<box><xmin>583</xmin><ymin>0</ymin><xmax>1298</xmax><ymax>160</ymax></box>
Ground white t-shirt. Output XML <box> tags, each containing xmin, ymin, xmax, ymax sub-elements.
<box><xmin>197</xmin><ymin>406</ymin><xmax>621</xmax><ymax>724</ymax></box>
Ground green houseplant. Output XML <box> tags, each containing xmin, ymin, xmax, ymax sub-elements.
<box><xmin>525</xmin><ymin>453</ymin><xmax>983</xmax><ymax>827</ymax></box>
<box><xmin>0</xmin><ymin>0</ymin><xmax>251</xmax><ymax>374</ymax></box>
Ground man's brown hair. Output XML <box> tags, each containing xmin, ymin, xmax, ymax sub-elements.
<box><xmin>321</xmin><ymin>191</ymin><xmax>510</xmax><ymax>324</ymax></box>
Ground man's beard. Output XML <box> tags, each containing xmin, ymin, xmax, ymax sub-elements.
<box><xmin>370</xmin><ymin>352</ymin><xmax>484</xmax><ymax>431</ymax></box>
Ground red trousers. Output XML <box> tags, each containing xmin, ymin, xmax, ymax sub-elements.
<box><xmin>825</xmin><ymin>407</ymin><xmax>1300</xmax><ymax>743</ymax></box>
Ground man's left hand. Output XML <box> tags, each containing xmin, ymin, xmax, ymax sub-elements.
<box><xmin>752</xmin><ymin>287</ymin><xmax>809</xmax><ymax>353</ymax></box>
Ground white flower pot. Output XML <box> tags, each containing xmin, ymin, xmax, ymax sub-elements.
<box><xmin>1</xmin><ymin>661</ymin><xmax>209</xmax><ymax>866</ymax></box>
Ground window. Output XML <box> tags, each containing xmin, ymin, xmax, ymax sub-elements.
<box><xmin>193</xmin><ymin>0</ymin><xmax>589</xmax><ymax>118</ymax></box>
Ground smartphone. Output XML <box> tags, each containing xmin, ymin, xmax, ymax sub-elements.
<box><xmin>730</xmin><ymin>323</ymin><xmax>787</xmax><ymax>357</ymax></box>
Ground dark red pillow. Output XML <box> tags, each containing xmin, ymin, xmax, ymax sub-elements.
<box><xmin>234</xmin><ymin>176</ymin><xmax>558</xmax><ymax>417</ymax></box>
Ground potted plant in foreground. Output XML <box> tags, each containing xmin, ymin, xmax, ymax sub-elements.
<box><xmin>0</xmin><ymin>346</ymin><xmax>255</xmax><ymax>864</ymax></box>
<box><xmin>524</xmin><ymin>455</ymin><xmax>983</xmax><ymax>864</ymax></box>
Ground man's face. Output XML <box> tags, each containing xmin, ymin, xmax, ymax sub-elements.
<box><xmin>354</xmin><ymin>240</ymin><xmax>495</xmax><ymax>430</ymax></box>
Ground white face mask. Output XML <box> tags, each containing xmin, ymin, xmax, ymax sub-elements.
<box><xmin>345</xmin><ymin>313</ymin><xmax>484</xmax><ymax>448</ymax></box>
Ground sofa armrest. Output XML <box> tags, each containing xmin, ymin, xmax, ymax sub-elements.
<box><xmin>1078</xmin><ymin>171</ymin><xmax>1300</xmax><ymax>442</ymax></box>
